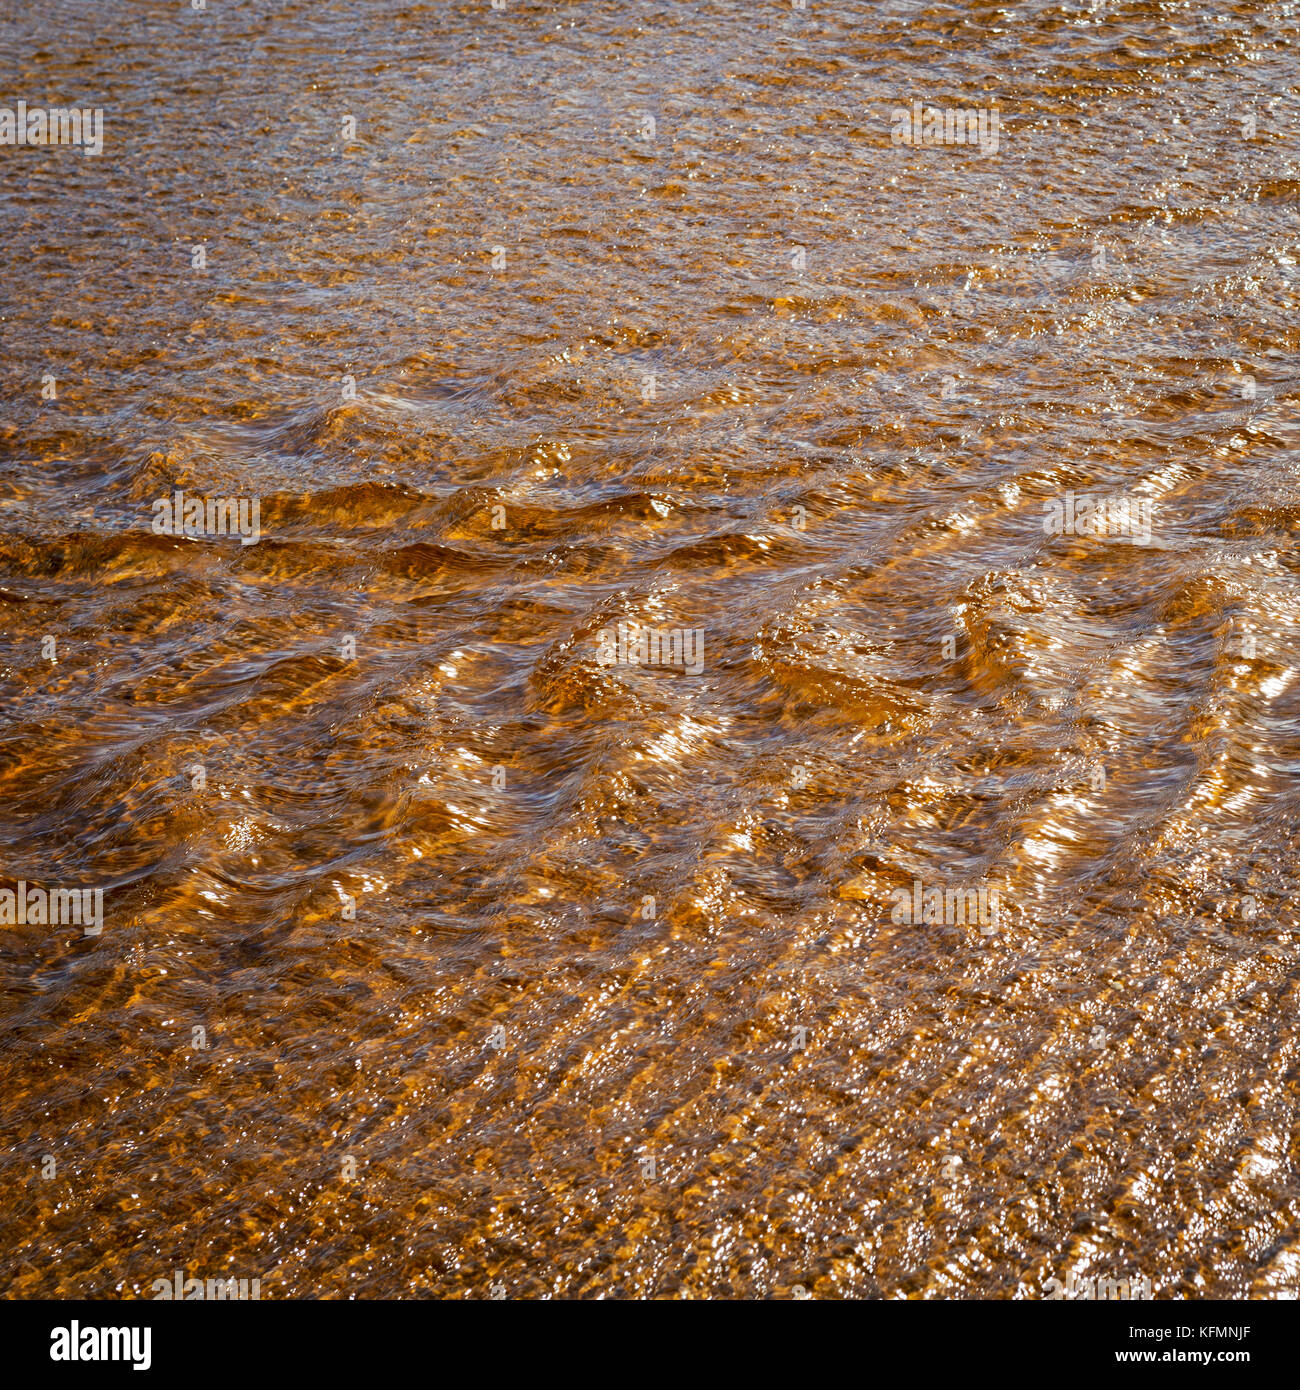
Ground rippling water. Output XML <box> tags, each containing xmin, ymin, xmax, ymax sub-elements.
<box><xmin>2</xmin><ymin>0</ymin><xmax>1299</xmax><ymax>1300</ymax></box>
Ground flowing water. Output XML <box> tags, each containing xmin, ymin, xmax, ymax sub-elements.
<box><xmin>2</xmin><ymin>0</ymin><xmax>1299</xmax><ymax>1299</ymax></box>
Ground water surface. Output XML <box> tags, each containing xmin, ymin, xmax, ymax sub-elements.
<box><xmin>1</xmin><ymin>0</ymin><xmax>1299</xmax><ymax>1299</ymax></box>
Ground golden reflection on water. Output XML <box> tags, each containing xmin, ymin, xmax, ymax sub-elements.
<box><xmin>1</xmin><ymin>0</ymin><xmax>1299</xmax><ymax>1300</ymax></box>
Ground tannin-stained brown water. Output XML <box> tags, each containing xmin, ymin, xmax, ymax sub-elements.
<box><xmin>1</xmin><ymin>0</ymin><xmax>1299</xmax><ymax>1299</ymax></box>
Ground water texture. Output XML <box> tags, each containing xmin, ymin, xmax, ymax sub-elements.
<box><xmin>1</xmin><ymin>0</ymin><xmax>1298</xmax><ymax>1299</ymax></box>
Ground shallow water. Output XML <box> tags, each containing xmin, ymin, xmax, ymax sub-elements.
<box><xmin>1</xmin><ymin>0</ymin><xmax>1299</xmax><ymax>1299</ymax></box>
